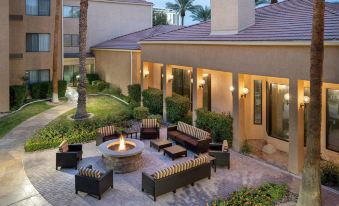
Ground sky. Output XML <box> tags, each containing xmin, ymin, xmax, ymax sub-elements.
<box><xmin>150</xmin><ymin>0</ymin><xmax>339</xmax><ymax>26</ymax></box>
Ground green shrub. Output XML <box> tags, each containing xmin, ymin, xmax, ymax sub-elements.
<box><xmin>87</xmin><ymin>85</ymin><xmax>99</xmax><ymax>94</ymax></box>
<box><xmin>208</xmin><ymin>183</ymin><xmax>288</xmax><ymax>206</ymax></box>
<box><xmin>128</xmin><ymin>84</ymin><xmax>141</xmax><ymax>103</ymax></box>
<box><xmin>39</xmin><ymin>82</ymin><xmax>52</xmax><ymax>98</ymax></box>
<box><xmin>181</xmin><ymin>111</ymin><xmax>192</xmax><ymax>125</ymax></box>
<box><xmin>58</xmin><ymin>80</ymin><xmax>67</xmax><ymax>98</ymax></box>
<box><xmin>133</xmin><ymin>106</ymin><xmax>149</xmax><ymax>120</ymax></box>
<box><xmin>102</xmin><ymin>84</ymin><xmax>122</xmax><ymax>96</ymax></box>
<box><xmin>129</xmin><ymin>101</ymin><xmax>141</xmax><ymax>110</ymax></box>
<box><xmin>142</xmin><ymin>88</ymin><xmax>163</xmax><ymax>115</ymax></box>
<box><xmin>86</xmin><ymin>73</ymin><xmax>100</xmax><ymax>84</ymax></box>
<box><xmin>241</xmin><ymin>140</ymin><xmax>251</xmax><ymax>154</ymax></box>
<box><xmin>166</xmin><ymin>93</ymin><xmax>191</xmax><ymax>123</ymax></box>
<box><xmin>196</xmin><ymin>109</ymin><xmax>233</xmax><ymax>144</ymax></box>
<box><xmin>321</xmin><ymin>161</ymin><xmax>339</xmax><ymax>187</ymax></box>
<box><xmin>30</xmin><ymin>83</ymin><xmax>41</xmax><ymax>99</ymax></box>
<box><xmin>148</xmin><ymin>114</ymin><xmax>163</xmax><ymax>125</ymax></box>
<box><xmin>10</xmin><ymin>85</ymin><xmax>27</xmax><ymax>109</ymax></box>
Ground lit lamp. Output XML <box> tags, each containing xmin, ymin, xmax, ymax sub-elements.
<box><xmin>203</xmin><ymin>73</ymin><xmax>209</xmax><ymax>78</ymax></box>
<box><xmin>300</xmin><ymin>96</ymin><xmax>310</xmax><ymax>108</ymax></box>
<box><xmin>199</xmin><ymin>79</ymin><xmax>206</xmax><ymax>88</ymax></box>
<box><xmin>190</xmin><ymin>78</ymin><xmax>193</xmax><ymax>84</ymax></box>
<box><xmin>168</xmin><ymin>75</ymin><xmax>174</xmax><ymax>82</ymax></box>
<box><xmin>241</xmin><ymin>87</ymin><xmax>249</xmax><ymax>98</ymax></box>
<box><xmin>144</xmin><ymin>70</ymin><xmax>150</xmax><ymax>78</ymax></box>
<box><xmin>284</xmin><ymin>93</ymin><xmax>290</xmax><ymax>105</ymax></box>
<box><xmin>229</xmin><ymin>86</ymin><xmax>235</xmax><ymax>93</ymax></box>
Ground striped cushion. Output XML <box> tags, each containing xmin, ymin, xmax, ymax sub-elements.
<box><xmin>79</xmin><ymin>167</ymin><xmax>102</xmax><ymax>179</ymax></box>
<box><xmin>192</xmin><ymin>154</ymin><xmax>209</xmax><ymax>167</ymax></box>
<box><xmin>177</xmin><ymin>122</ymin><xmax>196</xmax><ymax>137</ymax></box>
<box><xmin>153</xmin><ymin>160</ymin><xmax>195</xmax><ymax>180</ymax></box>
<box><xmin>98</xmin><ymin>125</ymin><xmax>115</xmax><ymax>137</ymax></box>
<box><xmin>142</xmin><ymin>119</ymin><xmax>158</xmax><ymax>128</ymax></box>
<box><xmin>58</xmin><ymin>140</ymin><xmax>69</xmax><ymax>152</ymax></box>
<box><xmin>195</xmin><ymin>129</ymin><xmax>210</xmax><ymax>140</ymax></box>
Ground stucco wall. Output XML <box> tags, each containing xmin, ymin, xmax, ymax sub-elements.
<box><xmin>0</xmin><ymin>1</ymin><xmax>10</xmax><ymax>112</ymax></box>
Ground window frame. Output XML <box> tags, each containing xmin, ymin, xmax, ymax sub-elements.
<box><xmin>253</xmin><ymin>80</ymin><xmax>263</xmax><ymax>125</ymax></box>
<box><xmin>63</xmin><ymin>34</ymin><xmax>79</xmax><ymax>47</ymax></box>
<box><xmin>26</xmin><ymin>0</ymin><xmax>51</xmax><ymax>16</ymax></box>
<box><xmin>63</xmin><ymin>5</ymin><xmax>80</xmax><ymax>18</ymax></box>
<box><xmin>26</xmin><ymin>33</ymin><xmax>51</xmax><ymax>52</ymax></box>
<box><xmin>26</xmin><ymin>69</ymin><xmax>50</xmax><ymax>84</ymax></box>
<box><xmin>326</xmin><ymin>88</ymin><xmax>339</xmax><ymax>153</ymax></box>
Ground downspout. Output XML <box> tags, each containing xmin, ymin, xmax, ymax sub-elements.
<box><xmin>130</xmin><ymin>51</ymin><xmax>133</xmax><ymax>84</ymax></box>
<box><xmin>61</xmin><ymin>0</ymin><xmax>64</xmax><ymax>80</ymax></box>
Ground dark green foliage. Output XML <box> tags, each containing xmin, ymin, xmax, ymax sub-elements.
<box><xmin>58</xmin><ymin>80</ymin><xmax>67</xmax><ymax>98</ymax></box>
<box><xmin>128</xmin><ymin>101</ymin><xmax>141</xmax><ymax>110</ymax></box>
<box><xmin>10</xmin><ymin>85</ymin><xmax>27</xmax><ymax>109</ymax></box>
<box><xmin>133</xmin><ymin>106</ymin><xmax>149</xmax><ymax>120</ymax></box>
<box><xmin>39</xmin><ymin>82</ymin><xmax>52</xmax><ymax>98</ymax></box>
<box><xmin>321</xmin><ymin>161</ymin><xmax>339</xmax><ymax>187</ymax></box>
<box><xmin>153</xmin><ymin>11</ymin><xmax>168</xmax><ymax>26</ymax></box>
<box><xmin>30</xmin><ymin>83</ymin><xmax>41</xmax><ymax>99</ymax></box>
<box><xmin>209</xmin><ymin>183</ymin><xmax>288</xmax><ymax>206</ymax></box>
<box><xmin>142</xmin><ymin>88</ymin><xmax>163</xmax><ymax>115</ymax></box>
<box><xmin>128</xmin><ymin>84</ymin><xmax>141</xmax><ymax>103</ymax></box>
<box><xmin>241</xmin><ymin>140</ymin><xmax>251</xmax><ymax>154</ymax></box>
<box><xmin>86</xmin><ymin>73</ymin><xmax>100</xmax><ymax>84</ymax></box>
<box><xmin>102</xmin><ymin>84</ymin><xmax>122</xmax><ymax>96</ymax></box>
<box><xmin>181</xmin><ymin>111</ymin><xmax>192</xmax><ymax>125</ymax></box>
<box><xmin>92</xmin><ymin>80</ymin><xmax>109</xmax><ymax>92</ymax></box>
<box><xmin>166</xmin><ymin>93</ymin><xmax>191</xmax><ymax>123</ymax></box>
<box><xmin>196</xmin><ymin>109</ymin><xmax>233</xmax><ymax>144</ymax></box>
<box><xmin>148</xmin><ymin>114</ymin><xmax>163</xmax><ymax>124</ymax></box>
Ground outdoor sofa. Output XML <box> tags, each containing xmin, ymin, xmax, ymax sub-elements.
<box><xmin>167</xmin><ymin>121</ymin><xmax>212</xmax><ymax>154</ymax></box>
<box><xmin>96</xmin><ymin>125</ymin><xmax>120</xmax><ymax>146</ymax></box>
<box><xmin>142</xmin><ymin>154</ymin><xmax>211</xmax><ymax>201</ymax></box>
<box><xmin>140</xmin><ymin>119</ymin><xmax>160</xmax><ymax>139</ymax></box>
<box><xmin>209</xmin><ymin>140</ymin><xmax>230</xmax><ymax>168</ymax></box>
<box><xmin>75</xmin><ymin>165</ymin><xmax>113</xmax><ymax>200</ymax></box>
<box><xmin>56</xmin><ymin>140</ymin><xmax>83</xmax><ymax>170</ymax></box>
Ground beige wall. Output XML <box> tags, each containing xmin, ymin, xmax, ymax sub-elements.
<box><xmin>92</xmin><ymin>49</ymin><xmax>141</xmax><ymax>95</ymax></box>
<box><xmin>0</xmin><ymin>0</ymin><xmax>10</xmax><ymax>112</ymax></box>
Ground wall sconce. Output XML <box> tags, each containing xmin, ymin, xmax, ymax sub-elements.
<box><xmin>300</xmin><ymin>96</ymin><xmax>310</xmax><ymax>108</ymax></box>
<box><xmin>168</xmin><ymin>75</ymin><xmax>174</xmax><ymax>82</ymax></box>
<box><xmin>199</xmin><ymin>79</ymin><xmax>206</xmax><ymax>88</ymax></box>
<box><xmin>144</xmin><ymin>70</ymin><xmax>150</xmax><ymax>78</ymax></box>
<box><xmin>190</xmin><ymin>78</ymin><xmax>193</xmax><ymax>84</ymax></box>
<box><xmin>241</xmin><ymin>87</ymin><xmax>249</xmax><ymax>98</ymax></box>
<box><xmin>229</xmin><ymin>86</ymin><xmax>235</xmax><ymax>93</ymax></box>
<box><xmin>202</xmin><ymin>73</ymin><xmax>209</xmax><ymax>78</ymax></box>
<box><xmin>284</xmin><ymin>93</ymin><xmax>290</xmax><ymax>105</ymax></box>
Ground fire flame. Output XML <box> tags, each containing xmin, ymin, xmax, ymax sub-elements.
<box><xmin>118</xmin><ymin>135</ymin><xmax>126</xmax><ymax>151</ymax></box>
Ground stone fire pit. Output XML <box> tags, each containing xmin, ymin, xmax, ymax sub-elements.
<box><xmin>98</xmin><ymin>138</ymin><xmax>144</xmax><ymax>173</ymax></box>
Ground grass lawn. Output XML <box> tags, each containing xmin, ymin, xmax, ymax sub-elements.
<box><xmin>0</xmin><ymin>101</ymin><xmax>55</xmax><ymax>139</ymax></box>
<box><xmin>25</xmin><ymin>96</ymin><xmax>132</xmax><ymax>152</ymax></box>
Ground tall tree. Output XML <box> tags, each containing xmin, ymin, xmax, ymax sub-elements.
<box><xmin>297</xmin><ymin>0</ymin><xmax>325</xmax><ymax>206</ymax></box>
<box><xmin>153</xmin><ymin>11</ymin><xmax>168</xmax><ymax>26</ymax></box>
<box><xmin>52</xmin><ymin>0</ymin><xmax>61</xmax><ymax>103</ymax></box>
<box><xmin>74</xmin><ymin>0</ymin><xmax>89</xmax><ymax>119</ymax></box>
<box><xmin>190</xmin><ymin>5</ymin><xmax>211</xmax><ymax>22</ymax></box>
<box><xmin>166</xmin><ymin>0</ymin><xmax>196</xmax><ymax>26</ymax></box>
<box><xmin>271</xmin><ymin>0</ymin><xmax>278</xmax><ymax>3</ymax></box>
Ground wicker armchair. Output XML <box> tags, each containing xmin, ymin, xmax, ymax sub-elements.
<box><xmin>96</xmin><ymin>125</ymin><xmax>120</xmax><ymax>146</ymax></box>
<box><xmin>140</xmin><ymin>119</ymin><xmax>159</xmax><ymax>140</ymax></box>
<box><xmin>208</xmin><ymin>140</ymin><xmax>230</xmax><ymax>168</ymax></box>
<box><xmin>56</xmin><ymin>140</ymin><xmax>83</xmax><ymax>170</ymax></box>
<box><xmin>75</xmin><ymin>165</ymin><xmax>113</xmax><ymax>200</ymax></box>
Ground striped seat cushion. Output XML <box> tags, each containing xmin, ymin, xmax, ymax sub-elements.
<box><xmin>153</xmin><ymin>160</ymin><xmax>195</xmax><ymax>180</ymax></box>
<box><xmin>142</xmin><ymin>119</ymin><xmax>158</xmax><ymax>128</ymax></box>
<box><xmin>195</xmin><ymin>129</ymin><xmax>210</xmax><ymax>140</ymax></box>
<box><xmin>58</xmin><ymin>140</ymin><xmax>69</xmax><ymax>153</ymax></box>
<box><xmin>177</xmin><ymin>121</ymin><xmax>196</xmax><ymax>137</ymax></box>
<box><xmin>192</xmin><ymin>154</ymin><xmax>209</xmax><ymax>167</ymax></box>
<box><xmin>98</xmin><ymin>125</ymin><xmax>115</xmax><ymax>137</ymax></box>
<box><xmin>79</xmin><ymin>167</ymin><xmax>102</xmax><ymax>179</ymax></box>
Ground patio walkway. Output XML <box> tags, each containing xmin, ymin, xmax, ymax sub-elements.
<box><xmin>0</xmin><ymin>102</ymin><xmax>75</xmax><ymax>206</ymax></box>
<box><xmin>23</xmin><ymin>135</ymin><xmax>339</xmax><ymax>206</ymax></box>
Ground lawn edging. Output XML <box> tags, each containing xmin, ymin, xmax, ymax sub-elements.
<box><xmin>88</xmin><ymin>93</ymin><xmax>129</xmax><ymax>105</ymax></box>
<box><xmin>1</xmin><ymin>98</ymin><xmax>51</xmax><ymax>119</ymax></box>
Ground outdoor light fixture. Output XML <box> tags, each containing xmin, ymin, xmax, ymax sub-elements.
<box><xmin>241</xmin><ymin>87</ymin><xmax>249</xmax><ymax>98</ymax></box>
<box><xmin>190</xmin><ymin>78</ymin><xmax>193</xmax><ymax>84</ymax></box>
<box><xmin>168</xmin><ymin>75</ymin><xmax>174</xmax><ymax>82</ymax></box>
<box><xmin>284</xmin><ymin>93</ymin><xmax>290</xmax><ymax>105</ymax></box>
<box><xmin>144</xmin><ymin>70</ymin><xmax>150</xmax><ymax>78</ymax></box>
<box><xmin>203</xmin><ymin>73</ymin><xmax>209</xmax><ymax>78</ymax></box>
<box><xmin>161</xmin><ymin>73</ymin><xmax>164</xmax><ymax>78</ymax></box>
<box><xmin>229</xmin><ymin>86</ymin><xmax>235</xmax><ymax>93</ymax></box>
<box><xmin>300</xmin><ymin>96</ymin><xmax>310</xmax><ymax>108</ymax></box>
<box><xmin>199</xmin><ymin>79</ymin><xmax>206</xmax><ymax>88</ymax></box>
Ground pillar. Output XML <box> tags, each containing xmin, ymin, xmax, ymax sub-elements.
<box><xmin>0</xmin><ymin>1</ymin><xmax>9</xmax><ymax>112</ymax></box>
<box><xmin>288</xmin><ymin>79</ymin><xmax>305</xmax><ymax>174</ymax></box>
<box><xmin>232</xmin><ymin>73</ymin><xmax>245</xmax><ymax>152</ymax></box>
<box><xmin>162</xmin><ymin>65</ymin><xmax>172</xmax><ymax>122</ymax></box>
<box><xmin>192</xmin><ymin>68</ymin><xmax>203</xmax><ymax>126</ymax></box>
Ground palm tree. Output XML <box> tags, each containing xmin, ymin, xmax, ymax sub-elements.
<box><xmin>190</xmin><ymin>5</ymin><xmax>211</xmax><ymax>22</ymax></box>
<box><xmin>166</xmin><ymin>0</ymin><xmax>196</xmax><ymax>26</ymax></box>
<box><xmin>153</xmin><ymin>11</ymin><xmax>168</xmax><ymax>26</ymax></box>
<box><xmin>297</xmin><ymin>0</ymin><xmax>325</xmax><ymax>206</ymax></box>
<box><xmin>74</xmin><ymin>0</ymin><xmax>89</xmax><ymax>119</ymax></box>
<box><xmin>52</xmin><ymin>0</ymin><xmax>61</xmax><ymax>103</ymax></box>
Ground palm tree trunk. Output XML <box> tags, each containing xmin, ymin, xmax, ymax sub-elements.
<box><xmin>297</xmin><ymin>0</ymin><xmax>324</xmax><ymax>206</ymax></box>
<box><xmin>74</xmin><ymin>0</ymin><xmax>89</xmax><ymax>119</ymax></box>
<box><xmin>52</xmin><ymin>0</ymin><xmax>61</xmax><ymax>103</ymax></box>
<box><xmin>271</xmin><ymin>0</ymin><xmax>278</xmax><ymax>4</ymax></box>
<box><xmin>181</xmin><ymin>15</ymin><xmax>184</xmax><ymax>26</ymax></box>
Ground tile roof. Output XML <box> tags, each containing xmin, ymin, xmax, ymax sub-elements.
<box><xmin>64</xmin><ymin>53</ymin><xmax>94</xmax><ymax>58</ymax></box>
<box><xmin>144</xmin><ymin>0</ymin><xmax>339</xmax><ymax>42</ymax></box>
<box><xmin>102</xmin><ymin>0</ymin><xmax>153</xmax><ymax>6</ymax></box>
<box><xmin>92</xmin><ymin>25</ymin><xmax>183</xmax><ymax>50</ymax></box>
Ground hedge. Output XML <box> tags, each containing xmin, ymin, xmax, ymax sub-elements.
<box><xmin>142</xmin><ymin>88</ymin><xmax>163</xmax><ymax>115</ymax></box>
<box><xmin>30</xmin><ymin>80</ymin><xmax>67</xmax><ymax>99</ymax></box>
<box><xmin>128</xmin><ymin>84</ymin><xmax>141</xmax><ymax>103</ymax></box>
<box><xmin>10</xmin><ymin>85</ymin><xmax>27</xmax><ymax>109</ymax></box>
<box><xmin>39</xmin><ymin>82</ymin><xmax>52</xmax><ymax>98</ymax></box>
<box><xmin>196</xmin><ymin>108</ymin><xmax>233</xmax><ymax>144</ymax></box>
<box><xmin>133</xmin><ymin>106</ymin><xmax>149</xmax><ymax>120</ymax></box>
<box><xmin>92</xmin><ymin>80</ymin><xmax>109</xmax><ymax>92</ymax></box>
<box><xmin>166</xmin><ymin>93</ymin><xmax>191</xmax><ymax>123</ymax></box>
<box><xmin>86</xmin><ymin>73</ymin><xmax>100</xmax><ymax>84</ymax></box>
<box><xmin>58</xmin><ymin>80</ymin><xmax>67</xmax><ymax>98</ymax></box>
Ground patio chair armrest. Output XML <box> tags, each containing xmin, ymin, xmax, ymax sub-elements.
<box><xmin>167</xmin><ymin>125</ymin><xmax>177</xmax><ymax>131</ymax></box>
<box><xmin>142</xmin><ymin>172</ymin><xmax>155</xmax><ymax>192</ymax></box>
<box><xmin>209</xmin><ymin>143</ymin><xmax>222</xmax><ymax>151</ymax></box>
<box><xmin>69</xmin><ymin>144</ymin><xmax>82</xmax><ymax>151</ymax></box>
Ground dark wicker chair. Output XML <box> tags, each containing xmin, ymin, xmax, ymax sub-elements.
<box><xmin>56</xmin><ymin>140</ymin><xmax>82</xmax><ymax>170</ymax></box>
<box><xmin>140</xmin><ymin>119</ymin><xmax>159</xmax><ymax>140</ymax></box>
<box><xmin>96</xmin><ymin>125</ymin><xmax>120</xmax><ymax>146</ymax></box>
<box><xmin>208</xmin><ymin>140</ymin><xmax>230</xmax><ymax>168</ymax></box>
<box><xmin>75</xmin><ymin>165</ymin><xmax>113</xmax><ymax>200</ymax></box>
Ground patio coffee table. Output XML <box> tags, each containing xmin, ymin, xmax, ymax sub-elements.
<box><xmin>150</xmin><ymin>139</ymin><xmax>172</xmax><ymax>152</ymax></box>
<box><xmin>163</xmin><ymin>145</ymin><xmax>187</xmax><ymax>160</ymax></box>
<box><xmin>122</xmin><ymin>129</ymin><xmax>138</xmax><ymax>139</ymax></box>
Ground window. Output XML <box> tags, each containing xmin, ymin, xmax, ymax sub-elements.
<box><xmin>254</xmin><ymin>80</ymin><xmax>262</xmax><ymax>124</ymax></box>
<box><xmin>26</xmin><ymin>34</ymin><xmax>50</xmax><ymax>52</ymax></box>
<box><xmin>26</xmin><ymin>0</ymin><xmax>50</xmax><ymax>16</ymax></box>
<box><xmin>172</xmin><ymin>68</ymin><xmax>191</xmax><ymax>99</ymax></box>
<box><xmin>64</xmin><ymin>34</ymin><xmax>79</xmax><ymax>47</ymax></box>
<box><xmin>326</xmin><ymin>89</ymin><xmax>339</xmax><ymax>152</ymax></box>
<box><xmin>267</xmin><ymin>83</ymin><xmax>289</xmax><ymax>141</ymax></box>
<box><xmin>64</xmin><ymin>5</ymin><xmax>80</xmax><ymax>18</ymax></box>
<box><xmin>26</xmin><ymin>70</ymin><xmax>50</xmax><ymax>84</ymax></box>
<box><xmin>203</xmin><ymin>74</ymin><xmax>211</xmax><ymax>111</ymax></box>
<box><xmin>63</xmin><ymin>64</ymin><xmax>94</xmax><ymax>85</ymax></box>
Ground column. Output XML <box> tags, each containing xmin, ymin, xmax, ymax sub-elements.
<box><xmin>288</xmin><ymin>79</ymin><xmax>304</xmax><ymax>174</ymax></box>
<box><xmin>192</xmin><ymin>67</ymin><xmax>198</xmax><ymax>126</ymax></box>
<box><xmin>162</xmin><ymin>65</ymin><xmax>167</xmax><ymax>122</ymax></box>
<box><xmin>232</xmin><ymin>73</ymin><xmax>245</xmax><ymax>152</ymax></box>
